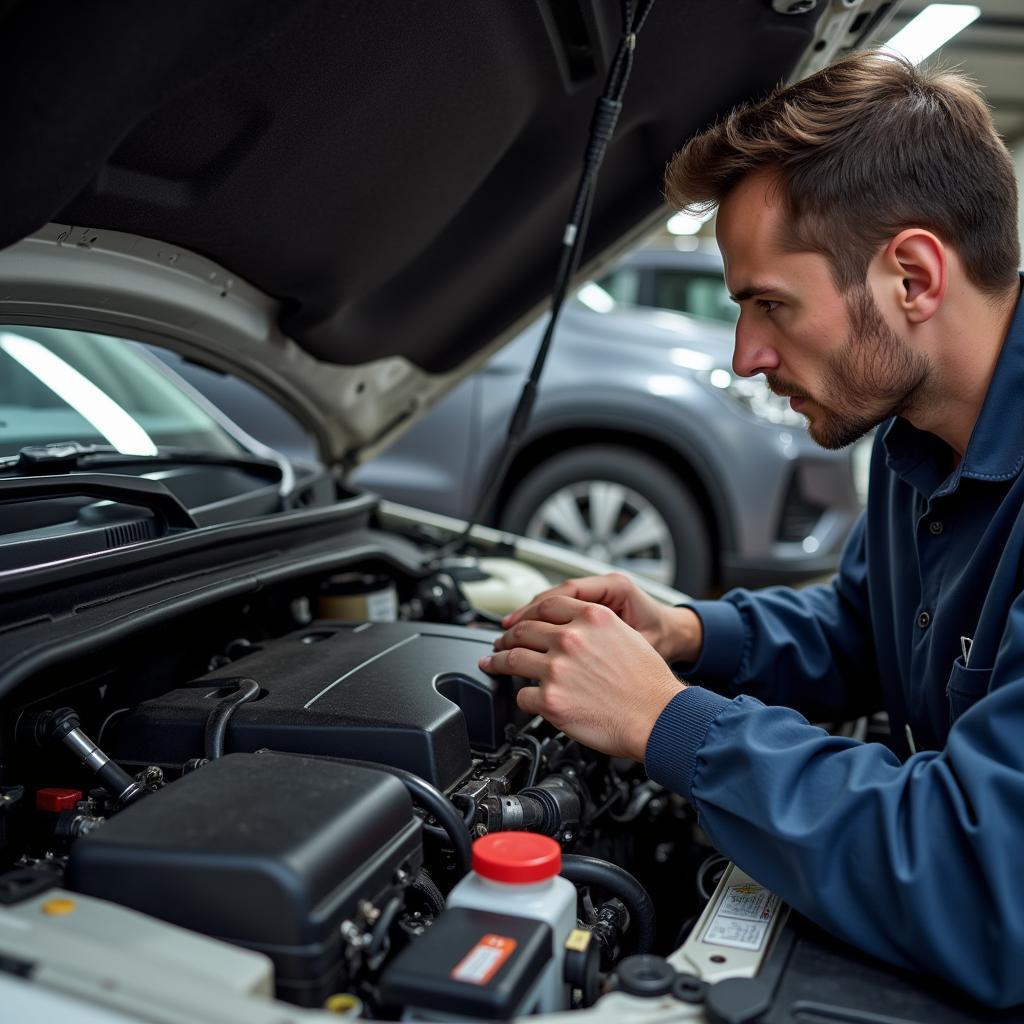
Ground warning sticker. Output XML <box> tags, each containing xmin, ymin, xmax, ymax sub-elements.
<box><xmin>718</xmin><ymin>885</ymin><xmax>776</xmax><ymax>923</ymax></box>
<box><xmin>451</xmin><ymin>934</ymin><xmax>517</xmax><ymax>985</ymax></box>
<box><xmin>702</xmin><ymin>883</ymin><xmax>779</xmax><ymax>952</ymax></box>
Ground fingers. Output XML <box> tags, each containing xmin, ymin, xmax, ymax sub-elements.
<box><xmin>501</xmin><ymin>580</ymin><xmax>581</xmax><ymax>627</ymax></box>
<box><xmin>516</xmin><ymin>684</ymin><xmax>544</xmax><ymax>717</ymax></box>
<box><xmin>502</xmin><ymin>573</ymin><xmax>634</xmax><ymax>627</ymax></box>
<box><xmin>500</xmin><ymin>594</ymin><xmax>593</xmax><ymax>632</ymax></box>
<box><xmin>478</xmin><ymin>647</ymin><xmax>548</xmax><ymax>679</ymax></box>
<box><xmin>491</xmin><ymin>619</ymin><xmax>560</xmax><ymax>654</ymax></box>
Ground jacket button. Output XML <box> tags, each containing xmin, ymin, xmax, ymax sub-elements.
<box><xmin>917</xmin><ymin>611</ymin><xmax>931</xmax><ymax>629</ymax></box>
<box><xmin>929</xmin><ymin>521</ymin><xmax>944</xmax><ymax>535</ymax></box>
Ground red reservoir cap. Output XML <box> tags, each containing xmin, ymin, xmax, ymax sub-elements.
<box><xmin>472</xmin><ymin>831</ymin><xmax>561</xmax><ymax>884</ymax></box>
<box><xmin>36</xmin><ymin>788</ymin><xmax>83</xmax><ymax>812</ymax></box>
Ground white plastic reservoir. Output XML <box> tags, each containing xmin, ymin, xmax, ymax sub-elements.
<box><xmin>446</xmin><ymin>831</ymin><xmax>577</xmax><ymax>1012</ymax></box>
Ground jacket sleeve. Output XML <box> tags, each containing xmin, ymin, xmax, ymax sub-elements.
<box><xmin>645</xmin><ymin>589</ymin><xmax>1024</xmax><ymax>1008</ymax></box>
<box><xmin>683</xmin><ymin>511</ymin><xmax>881</xmax><ymax>720</ymax></box>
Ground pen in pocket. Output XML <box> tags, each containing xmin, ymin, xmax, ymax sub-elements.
<box><xmin>960</xmin><ymin>635</ymin><xmax>973</xmax><ymax>667</ymax></box>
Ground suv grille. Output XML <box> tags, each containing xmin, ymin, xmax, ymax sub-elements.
<box><xmin>776</xmin><ymin>470</ymin><xmax>824</xmax><ymax>543</ymax></box>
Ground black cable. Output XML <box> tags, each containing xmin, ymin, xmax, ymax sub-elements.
<box><xmin>329</xmin><ymin>757</ymin><xmax>473</xmax><ymax>874</ymax></box>
<box><xmin>452</xmin><ymin>792</ymin><xmax>478</xmax><ymax>829</ymax></box>
<box><xmin>366</xmin><ymin>895</ymin><xmax>403</xmax><ymax>964</ymax></box>
<box><xmin>561</xmin><ymin>853</ymin><xmax>657</xmax><ymax>954</ymax></box>
<box><xmin>204</xmin><ymin>678</ymin><xmax>261</xmax><ymax>760</ymax></box>
<box><xmin>590</xmin><ymin>780</ymin><xmax>629</xmax><ymax>823</ymax></box>
<box><xmin>512</xmin><ymin>733</ymin><xmax>544</xmax><ymax>788</ymax></box>
<box><xmin>440</xmin><ymin>0</ymin><xmax>657</xmax><ymax>556</ymax></box>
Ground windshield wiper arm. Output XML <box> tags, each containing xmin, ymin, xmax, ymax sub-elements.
<box><xmin>1</xmin><ymin>442</ymin><xmax>283</xmax><ymax>481</ymax></box>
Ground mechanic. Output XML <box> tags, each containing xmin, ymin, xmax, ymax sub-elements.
<box><xmin>479</xmin><ymin>51</ymin><xmax>1024</xmax><ymax>1007</ymax></box>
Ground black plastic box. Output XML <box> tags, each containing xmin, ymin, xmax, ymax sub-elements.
<box><xmin>67</xmin><ymin>751</ymin><xmax>422</xmax><ymax>1006</ymax></box>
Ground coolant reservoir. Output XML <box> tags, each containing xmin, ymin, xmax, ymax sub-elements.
<box><xmin>446</xmin><ymin>832</ymin><xmax>577</xmax><ymax>1012</ymax></box>
<box><xmin>458</xmin><ymin>558</ymin><xmax>553</xmax><ymax>617</ymax></box>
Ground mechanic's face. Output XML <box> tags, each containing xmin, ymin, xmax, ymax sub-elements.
<box><xmin>716</xmin><ymin>172</ymin><xmax>928</xmax><ymax>449</ymax></box>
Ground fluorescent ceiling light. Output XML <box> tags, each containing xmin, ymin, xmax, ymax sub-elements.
<box><xmin>576</xmin><ymin>281</ymin><xmax>616</xmax><ymax>313</ymax></box>
<box><xmin>666</xmin><ymin>209</ymin><xmax>714</xmax><ymax>236</ymax></box>
<box><xmin>883</xmin><ymin>4</ymin><xmax>980</xmax><ymax>65</ymax></box>
<box><xmin>1</xmin><ymin>332</ymin><xmax>158</xmax><ymax>455</ymax></box>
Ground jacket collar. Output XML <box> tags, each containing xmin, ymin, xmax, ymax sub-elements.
<box><xmin>884</xmin><ymin>275</ymin><xmax>1024</xmax><ymax>498</ymax></box>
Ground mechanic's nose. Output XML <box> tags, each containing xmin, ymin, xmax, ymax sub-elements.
<box><xmin>732</xmin><ymin>318</ymin><xmax>780</xmax><ymax>378</ymax></box>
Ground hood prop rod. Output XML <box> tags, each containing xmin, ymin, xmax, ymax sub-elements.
<box><xmin>439</xmin><ymin>0</ymin><xmax>656</xmax><ymax>560</ymax></box>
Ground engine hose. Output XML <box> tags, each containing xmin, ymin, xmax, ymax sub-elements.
<box><xmin>365</xmin><ymin>895</ymin><xmax>403</xmax><ymax>965</ymax></box>
<box><xmin>204</xmin><ymin>678</ymin><xmax>261</xmax><ymax>760</ymax></box>
<box><xmin>327</xmin><ymin>758</ymin><xmax>473</xmax><ymax>874</ymax></box>
<box><xmin>561</xmin><ymin>854</ymin><xmax>657</xmax><ymax>954</ymax></box>
<box><xmin>452</xmin><ymin>792</ymin><xmax>477</xmax><ymax>828</ymax></box>
<box><xmin>512</xmin><ymin>734</ymin><xmax>543</xmax><ymax>788</ymax></box>
<box><xmin>410</xmin><ymin>869</ymin><xmax>446</xmax><ymax>918</ymax></box>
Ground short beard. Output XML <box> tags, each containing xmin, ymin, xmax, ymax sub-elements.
<box><xmin>769</xmin><ymin>285</ymin><xmax>930</xmax><ymax>450</ymax></box>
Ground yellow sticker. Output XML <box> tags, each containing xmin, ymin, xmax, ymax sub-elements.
<box><xmin>565</xmin><ymin>929</ymin><xmax>592</xmax><ymax>953</ymax></box>
<box><xmin>41</xmin><ymin>898</ymin><xmax>76</xmax><ymax>916</ymax></box>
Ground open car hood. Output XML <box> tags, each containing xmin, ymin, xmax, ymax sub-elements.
<box><xmin>0</xmin><ymin>0</ymin><xmax>896</xmax><ymax>466</ymax></box>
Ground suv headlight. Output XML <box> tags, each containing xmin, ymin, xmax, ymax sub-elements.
<box><xmin>701</xmin><ymin>368</ymin><xmax>807</xmax><ymax>428</ymax></box>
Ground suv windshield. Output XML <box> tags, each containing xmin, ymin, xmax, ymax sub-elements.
<box><xmin>0</xmin><ymin>326</ymin><xmax>243</xmax><ymax>458</ymax></box>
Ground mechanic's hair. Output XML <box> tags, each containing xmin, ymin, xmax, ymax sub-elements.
<box><xmin>664</xmin><ymin>51</ymin><xmax>1020</xmax><ymax>299</ymax></box>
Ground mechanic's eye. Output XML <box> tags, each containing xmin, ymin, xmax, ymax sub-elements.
<box><xmin>756</xmin><ymin>299</ymin><xmax>781</xmax><ymax>314</ymax></box>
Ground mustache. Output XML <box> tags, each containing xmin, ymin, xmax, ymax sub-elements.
<box><xmin>764</xmin><ymin>375</ymin><xmax>810</xmax><ymax>401</ymax></box>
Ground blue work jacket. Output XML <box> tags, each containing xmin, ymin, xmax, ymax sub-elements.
<box><xmin>645</xmin><ymin>280</ymin><xmax>1024</xmax><ymax>1007</ymax></box>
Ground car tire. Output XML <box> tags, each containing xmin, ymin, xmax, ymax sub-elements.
<box><xmin>499</xmin><ymin>445</ymin><xmax>712</xmax><ymax>595</ymax></box>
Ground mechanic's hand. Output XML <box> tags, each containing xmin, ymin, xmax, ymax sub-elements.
<box><xmin>501</xmin><ymin>572</ymin><xmax>702</xmax><ymax>664</ymax></box>
<box><xmin>480</xmin><ymin>595</ymin><xmax>685</xmax><ymax>761</ymax></box>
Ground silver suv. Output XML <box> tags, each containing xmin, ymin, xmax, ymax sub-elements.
<box><xmin>351</xmin><ymin>279</ymin><xmax>867</xmax><ymax>595</ymax></box>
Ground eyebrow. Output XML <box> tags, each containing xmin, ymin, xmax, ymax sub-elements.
<box><xmin>728</xmin><ymin>284</ymin><xmax>790</xmax><ymax>304</ymax></box>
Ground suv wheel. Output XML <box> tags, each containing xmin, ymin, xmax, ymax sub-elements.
<box><xmin>499</xmin><ymin>446</ymin><xmax>712</xmax><ymax>595</ymax></box>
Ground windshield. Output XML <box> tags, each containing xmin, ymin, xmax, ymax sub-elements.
<box><xmin>0</xmin><ymin>326</ymin><xmax>243</xmax><ymax>458</ymax></box>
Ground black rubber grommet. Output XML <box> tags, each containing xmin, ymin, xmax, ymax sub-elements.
<box><xmin>672</xmin><ymin>972</ymin><xmax>707</xmax><ymax>1004</ymax></box>
<box><xmin>615</xmin><ymin>954</ymin><xmax>677</xmax><ymax>997</ymax></box>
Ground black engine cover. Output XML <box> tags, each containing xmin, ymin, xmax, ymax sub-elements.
<box><xmin>111</xmin><ymin>620</ymin><xmax>529</xmax><ymax>790</ymax></box>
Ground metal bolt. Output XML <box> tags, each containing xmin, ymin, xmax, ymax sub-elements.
<box><xmin>358</xmin><ymin>900</ymin><xmax>380</xmax><ymax>924</ymax></box>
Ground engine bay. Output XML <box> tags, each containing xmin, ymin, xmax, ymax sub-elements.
<box><xmin>0</xmin><ymin>545</ymin><xmax>722</xmax><ymax>1017</ymax></box>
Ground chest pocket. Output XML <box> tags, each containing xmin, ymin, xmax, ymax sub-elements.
<box><xmin>946</xmin><ymin>657</ymin><xmax>993</xmax><ymax>723</ymax></box>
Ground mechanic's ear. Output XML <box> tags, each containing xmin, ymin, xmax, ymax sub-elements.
<box><xmin>885</xmin><ymin>229</ymin><xmax>946</xmax><ymax>324</ymax></box>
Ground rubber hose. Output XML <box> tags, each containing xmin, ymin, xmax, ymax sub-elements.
<box><xmin>561</xmin><ymin>854</ymin><xmax>657</xmax><ymax>954</ymax></box>
<box><xmin>452</xmin><ymin>792</ymin><xmax>477</xmax><ymax>828</ymax></box>
<box><xmin>204</xmin><ymin>678</ymin><xmax>261</xmax><ymax>760</ymax></box>
<box><xmin>366</xmin><ymin>896</ymin><xmax>403</xmax><ymax>961</ymax></box>
<box><xmin>329</xmin><ymin>758</ymin><xmax>473</xmax><ymax>874</ymax></box>
<box><xmin>512</xmin><ymin>733</ymin><xmax>543</xmax><ymax>788</ymax></box>
<box><xmin>411</xmin><ymin>869</ymin><xmax>446</xmax><ymax>918</ymax></box>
